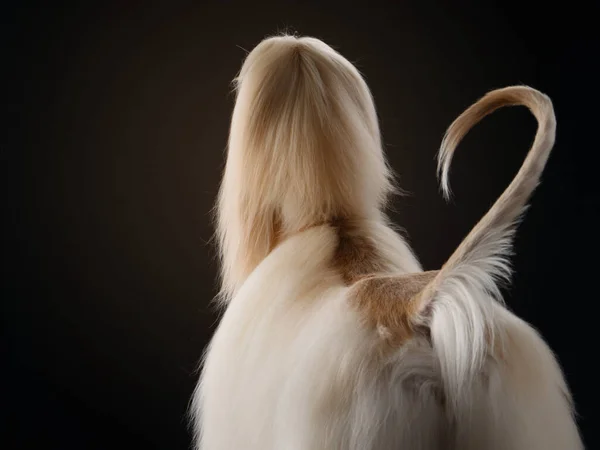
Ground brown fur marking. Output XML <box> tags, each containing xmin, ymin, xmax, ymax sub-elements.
<box><xmin>348</xmin><ymin>271</ymin><xmax>439</xmax><ymax>346</ymax></box>
<box><xmin>331</xmin><ymin>218</ymin><xmax>388</xmax><ymax>284</ymax></box>
<box><xmin>326</xmin><ymin>219</ymin><xmax>439</xmax><ymax>347</ymax></box>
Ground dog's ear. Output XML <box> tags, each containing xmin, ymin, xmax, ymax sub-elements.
<box><xmin>348</xmin><ymin>271</ymin><xmax>439</xmax><ymax>347</ymax></box>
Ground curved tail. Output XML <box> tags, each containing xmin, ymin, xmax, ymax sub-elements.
<box><xmin>420</xmin><ymin>86</ymin><xmax>556</xmax><ymax>306</ymax></box>
<box><xmin>412</xmin><ymin>86</ymin><xmax>556</xmax><ymax>405</ymax></box>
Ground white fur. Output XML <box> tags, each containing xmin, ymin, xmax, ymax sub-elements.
<box><xmin>193</xmin><ymin>225</ymin><xmax>447</xmax><ymax>449</ymax></box>
<box><xmin>193</xmin><ymin>224</ymin><xmax>581</xmax><ymax>449</ymax></box>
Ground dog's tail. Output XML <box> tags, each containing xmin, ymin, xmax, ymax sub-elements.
<box><xmin>413</xmin><ymin>86</ymin><xmax>556</xmax><ymax>406</ymax></box>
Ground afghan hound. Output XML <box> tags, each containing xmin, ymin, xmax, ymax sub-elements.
<box><xmin>190</xmin><ymin>34</ymin><xmax>583</xmax><ymax>449</ymax></box>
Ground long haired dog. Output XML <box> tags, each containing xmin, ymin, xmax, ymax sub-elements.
<box><xmin>191</xmin><ymin>35</ymin><xmax>583</xmax><ymax>449</ymax></box>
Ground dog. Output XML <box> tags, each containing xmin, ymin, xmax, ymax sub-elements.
<box><xmin>190</xmin><ymin>34</ymin><xmax>583</xmax><ymax>449</ymax></box>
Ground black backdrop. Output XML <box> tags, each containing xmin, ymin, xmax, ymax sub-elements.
<box><xmin>4</xmin><ymin>2</ymin><xmax>598</xmax><ymax>449</ymax></box>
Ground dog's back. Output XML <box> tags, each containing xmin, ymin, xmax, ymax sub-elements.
<box><xmin>194</xmin><ymin>224</ymin><xmax>581</xmax><ymax>450</ymax></box>
<box><xmin>195</xmin><ymin>224</ymin><xmax>450</xmax><ymax>449</ymax></box>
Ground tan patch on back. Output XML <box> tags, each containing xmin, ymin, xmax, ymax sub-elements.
<box><xmin>348</xmin><ymin>271</ymin><xmax>439</xmax><ymax>347</ymax></box>
<box><xmin>327</xmin><ymin>219</ymin><xmax>440</xmax><ymax>347</ymax></box>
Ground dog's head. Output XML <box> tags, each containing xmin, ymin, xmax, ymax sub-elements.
<box><xmin>216</xmin><ymin>35</ymin><xmax>395</xmax><ymax>301</ymax></box>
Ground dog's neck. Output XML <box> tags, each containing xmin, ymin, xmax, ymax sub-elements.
<box><xmin>278</xmin><ymin>216</ymin><xmax>391</xmax><ymax>285</ymax></box>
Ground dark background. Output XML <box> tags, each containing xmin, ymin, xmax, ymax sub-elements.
<box><xmin>4</xmin><ymin>2</ymin><xmax>598</xmax><ymax>449</ymax></box>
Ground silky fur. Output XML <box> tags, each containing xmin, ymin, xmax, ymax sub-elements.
<box><xmin>191</xmin><ymin>34</ymin><xmax>583</xmax><ymax>449</ymax></box>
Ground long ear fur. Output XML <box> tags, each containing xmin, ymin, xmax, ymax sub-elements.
<box><xmin>216</xmin><ymin>35</ymin><xmax>395</xmax><ymax>302</ymax></box>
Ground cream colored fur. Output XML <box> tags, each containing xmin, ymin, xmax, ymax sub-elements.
<box><xmin>191</xmin><ymin>34</ymin><xmax>583</xmax><ymax>449</ymax></box>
